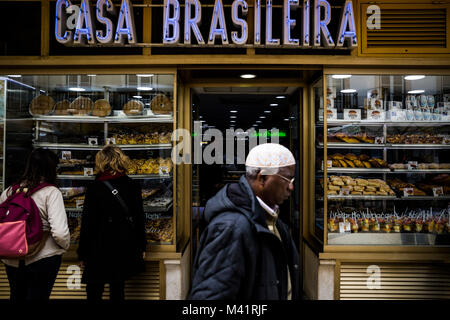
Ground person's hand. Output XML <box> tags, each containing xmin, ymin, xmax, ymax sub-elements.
<box><xmin>142</xmin><ymin>252</ymin><xmax>146</xmax><ymax>259</ymax></box>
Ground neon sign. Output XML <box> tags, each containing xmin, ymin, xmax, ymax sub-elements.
<box><xmin>55</xmin><ymin>0</ymin><xmax>358</xmax><ymax>48</ymax></box>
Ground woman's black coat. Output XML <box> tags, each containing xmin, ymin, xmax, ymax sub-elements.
<box><xmin>77</xmin><ymin>175</ymin><xmax>146</xmax><ymax>284</ymax></box>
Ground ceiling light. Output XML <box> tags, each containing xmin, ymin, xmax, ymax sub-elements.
<box><xmin>69</xmin><ymin>87</ymin><xmax>86</xmax><ymax>92</ymax></box>
<box><xmin>136</xmin><ymin>74</ymin><xmax>154</xmax><ymax>77</ymax></box>
<box><xmin>340</xmin><ymin>89</ymin><xmax>357</xmax><ymax>93</ymax></box>
<box><xmin>87</xmin><ymin>74</ymin><xmax>96</xmax><ymax>77</ymax></box>
<box><xmin>264</xmin><ymin>110</ymin><xmax>271</xmax><ymax>113</ymax></box>
<box><xmin>133</xmin><ymin>95</ymin><xmax>142</xmax><ymax>99</ymax></box>
<box><xmin>284</xmin><ymin>118</ymin><xmax>289</xmax><ymax>121</ymax></box>
<box><xmin>408</xmin><ymin>89</ymin><xmax>425</xmax><ymax>94</ymax></box>
<box><xmin>259</xmin><ymin>116</ymin><xmax>266</xmax><ymax>119</ymax></box>
<box><xmin>230</xmin><ymin>120</ymin><xmax>236</xmax><ymax>123</ymax></box>
<box><xmin>240</xmin><ymin>74</ymin><xmax>256</xmax><ymax>79</ymax></box>
<box><xmin>7</xmin><ymin>75</ymin><xmax>21</xmax><ymax>78</ymax></box>
<box><xmin>270</xmin><ymin>103</ymin><xmax>278</xmax><ymax>106</ymax></box>
<box><xmin>276</xmin><ymin>96</ymin><xmax>285</xmax><ymax>99</ymax></box>
<box><xmin>332</xmin><ymin>74</ymin><xmax>351</xmax><ymax>79</ymax></box>
<box><xmin>137</xmin><ymin>86</ymin><xmax>153</xmax><ymax>91</ymax></box>
<box><xmin>230</xmin><ymin>116</ymin><xmax>237</xmax><ymax>118</ymax></box>
<box><xmin>230</xmin><ymin>110</ymin><xmax>238</xmax><ymax>113</ymax></box>
<box><xmin>256</xmin><ymin>121</ymin><xmax>262</xmax><ymax>123</ymax></box>
<box><xmin>404</xmin><ymin>75</ymin><xmax>425</xmax><ymax>81</ymax></box>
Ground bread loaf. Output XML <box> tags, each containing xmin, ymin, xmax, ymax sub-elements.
<box><xmin>69</xmin><ymin>96</ymin><xmax>94</xmax><ymax>115</ymax></box>
<box><xmin>29</xmin><ymin>95</ymin><xmax>55</xmax><ymax>115</ymax></box>
<box><xmin>123</xmin><ymin>99</ymin><xmax>144</xmax><ymax>115</ymax></box>
<box><xmin>150</xmin><ymin>94</ymin><xmax>173</xmax><ymax>115</ymax></box>
<box><xmin>53</xmin><ymin>100</ymin><xmax>70</xmax><ymax>115</ymax></box>
<box><xmin>92</xmin><ymin>99</ymin><xmax>111</xmax><ymax>117</ymax></box>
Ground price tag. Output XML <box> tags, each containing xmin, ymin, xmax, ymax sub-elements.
<box><xmin>159</xmin><ymin>166</ymin><xmax>169</xmax><ymax>175</ymax></box>
<box><xmin>84</xmin><ymin>168</ymin><xmax>94</xmax><ymax>176</ymax></box>
<box><xmin>340</xmin><ymin>187</ymin><xmax>351</xmax><ymax>196</ymax></box>
<box><xmin>106</xmin><ymin>137</ymin><xmax>116</xmax><ymax>145</ymax></box>
<box><xmin>61</xmin><ymin>151</ymin><xmax>72</xmax><ymax>160</ymax></box>
<box><xmin>322</xmin><ymin>160</ymin><xmax>333</xmax><ymax>170</ymax></box>
<box><xmin>88</xmin><ymin>138</ymin><xmax>98</xmax><ymax>146</ymax></box>
<box><xmin>433</xmin><ymin>187</ymin><xmax>444</xmax><ymax>197</ymax></box>
<box><xmin>407</xmin><ymin>161</ymin><xmax>418</xmax><ymax>170</ymax></box>
<box><xmin>75</xmin><ymin>200</ymin><xmax>84</xmax><ymax>209</ymax></box>
<box><xmin>443</xmin><ymin>135</ymin><xmax>450</xmax><ymax>145</ymax></box>
<box><xmin>344</xmin><ymin>222</ymin><xmax>351</xmax><ymax>232</ymax></box>
<box><xmin>403</xmin><ymin>188</ymin><xmax>414</xmax><ymax>197</ymax></box>
<box><xmin>375</xmin><ymin>137</ymin><xmax>384</xmax><ymax>144</ymax></box>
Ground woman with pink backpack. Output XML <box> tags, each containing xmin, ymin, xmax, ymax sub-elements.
<box><xmin>0</xmin><ymin>148</ymin><xmax>70</xmax><ymax>301</ymax></box>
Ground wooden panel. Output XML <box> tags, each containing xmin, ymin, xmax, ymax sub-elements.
<box><xmin>340</xmin><ymin>263</ymin><xmax>450</xmax><ymax>300</ymax></box>
<box><xmin>0</xmin><ymin>261</ymin><xmax>161</xmax><ymax>300</ymax></box>
<box><xmin>361</xmin><ymin>4</ymin><xmax>450</xmax><ymax>54</ymax></box>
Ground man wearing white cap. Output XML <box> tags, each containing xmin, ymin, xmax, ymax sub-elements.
<box><xmin>190</xmin><ymin>143</ymin><xmax>299</xmax><ymax>300</ymax></box>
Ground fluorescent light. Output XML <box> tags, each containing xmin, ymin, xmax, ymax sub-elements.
<box><xmin>284</xmin><ymin>118</ymin><xmax>289</xmax><ymax>121</ymax></box>
<box><xmin>230</xmin><ymin>110</ymin><xmax>238</xmax><ymax>113</ymax></box>
<box><xmin>340</xmin><ymin>89</ymin><xmax>357</xmax><ymax>93</ymax></box>
<box><xmin>408</xmin><ymin>90</ymin><xmax>425</xmax><ymax>94</ymax></box>
<box><xmin>87</xmin><ymin>74</ymin><xmax>96</xmax><ymax>77</ymax></box>
<box><xmin>133</xmin><ymin>95</ymin><xmax>143</xmax><ymax>99</ymax></box>
<box><xmin>240</xmin><ymin>74</ymin><xmax>256</xmax><ymax>79</ymax></box>
<box><xmin>7</xmin><ymin>75</ymin><xmax>21</xmax><ymax>78</ymax></box>
<box><xmin>137</xmin><ymin>86</ymin><xmax>153</xmax><ymax>91</ymax></box>
<box><xmin>259</xmin><ymin>116</ymin><xmax>266</xmax><ymax>119</ymax></box>
<box><xmin>230</xmin><ymin>116</ymin><xmax>237</xmax><ymax>118</ymax></box>
<box><xmin>136</xmin><ymin>74</ymin><xmax>154</xmax><ymax>77</ymax></box>
<box><xmin>264</xmin><ymin>110</ymin><xmax>271</xmax><ymax>113</ymax></box>
<box><xmin>256</xmin><ymin>121</ymin><xmax>262</xmax><ymax>123</ymax></box>
<box><xmin>404</xmin><ymin>75</ymin><xmax>425</xmax><ymax>81</ymax></box>
<box><xmin>270</xmin><ymin>103</ymin><xmax>278</xmax><ymax>106</ymax></box>
<box><xmin>332</xmin><ymin>74</ymin><xmax>351</xmax><ymax>79</ymax></box>
<box><xmin>276</xmin><ymin>96</ymin><xmax>285</xmax><ymax>99</ymax></box>
<box><xmin>230</xmin><ymin>120</ymin><xmax>236</xmax><ymax>123</ymax></box>
<box><xmin>69</xmin><ymin>87</ymin><xmax>86</xmax><ymax>92</ymax></box>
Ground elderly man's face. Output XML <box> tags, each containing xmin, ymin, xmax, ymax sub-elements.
<box><xmin>258</xmin><ymin>165</ymin><xmax>295</xmax><ymax>207</ymax></box>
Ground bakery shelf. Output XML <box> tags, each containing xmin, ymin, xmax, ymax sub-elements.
<box><xmin>325</xmin><ymin>168</ymin><xmax>391</xmax><ymax>173</ymax></box>
<box><xmin>65</xmin><ymin>207</ymin><xmax>83</xmax><ymax>213</ymax></box>
<box><xmin>326</xmin><ymin>195</ymin><xmax>398</xmax><ymax>201</ymax></box>
<box><xmin>34</xmin><ymin>142</ymin><xmax>172</xmax><ymax>150</ymax></box>
<box><xmin>390</xmin><ymin>169</ymin><xmax>450</xmax><ymax>174</ymax></box>
<box><xmin>319</xmin><ymin>120</ymin><xmax>450</xmax><ymax>127</ymax></box>
<box><xmin>327</xmin><ymin>232</ymin><xmax>439</xmax><ymax>245</ymax></box>
<box><xmin>58</xmin><ymin>175</ymin><xmax>95</xmax><ymax>180</ymax></box>
<box><xmin>33</xmin><ymin>115</ymin><xmax>173</xmax><ymax>123</ymax></box>
<box><xmin>57</xmin><ymin>174</ymin><xmax>171</xmax><ymax>180</ymax></box>
<box><xmin>387</xmin><ymin>144</ymin><xmax>450</xmax><ymax>149</ymax></box>
<box><xmin>318</xmin><ymin>143</ymin><xmax>385</xmax><ymax>149</ymax></box>
<box><xmin>398</xmin><ymin>196</ymin><xmax>450</xmax><ymax>201</ymax></box>
<box><xmin>144</xmin><ymin>203</ymin><xmax>173</xmax><ymax>213</ymax></box>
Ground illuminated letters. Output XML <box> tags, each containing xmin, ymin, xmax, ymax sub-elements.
<box><xmin>254</xmin><ymin>0</ymin><xmax>261</xmax><ymax>45</ymax></box>
<box><xmin>185</xmin><ymin>0</ymin><xmax>204</xmax><ymax>44</ymax></box>
<box><xmin>301</xmin><ymin>0</ymin><xmax>310</xmax><ymax>47</ymax></box>
<box><xmin>336</xmin><ymin>0</ymin><xmax>357</xmax><ymax>47</ymax></box>
<box><xmin>313</xmin><ymin>0</ymin><xmax>334</xmax><ymax>47</ymax></box>
<box><xmin>74</xmin><ymin>0</ymin><xmax>95</xmax><ymax>44</ymax></box>
<box><xmin>115</xmin><ymin>0</ymin><xmax>136</xmax><ymax>44</ymax></box>
<box><xmin>208</xmin><ymin>0</ymin><xmax>228</xmax><ymax>45</ymax></box>
<box><xmin>265</xmin><ymin>0</ymin><xmax>279</xmax><ymax>46</ymax></box>
<box><xmin>283</xmin><ymin>0</ymin><xmax>299</xmax><ymax>46</ymax></box>
<box><xmin>231</xmin><ymin>0</ymin><xmax>248</xmax><ymax>45</ymax></box>
<box><xmin>96</xmin><ymin>0</ymin><xmax>115</xmax><ymax>44</ymax></box>
<box><xmin>55</xmin><ymin>0</ymin><xmax>73</xmax><ymax>45</ymax></box>
<box><xmin>163</xmin><ymin>0</ymin><xmax>180</xmax><ymax>44</ymax></box>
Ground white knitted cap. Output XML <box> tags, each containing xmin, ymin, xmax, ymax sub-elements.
<box><xmin>245</xmin><ymin>143</ymin><xmax>296</xmax><ymax>168</ymax></box>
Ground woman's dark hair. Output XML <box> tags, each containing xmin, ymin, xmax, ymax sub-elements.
<box><xmin>17</xmin><ymin>148</ymin><xmax>58</xmax><ymax>190</ymax></box>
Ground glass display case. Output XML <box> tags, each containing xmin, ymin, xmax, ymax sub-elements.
<box><xmin>317</xmin><ymin>74</ymin><xmax>450</xmax><ymax>246</ymax></box>
<box><xmin>2</xmin><ymin>73</ymin><xmax>178</xmax><ymax>251</ymax></box>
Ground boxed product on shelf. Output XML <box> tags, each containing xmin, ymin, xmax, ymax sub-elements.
<box><xmin>386</xmin><ymin>109</ymin><xmax>407</xmax><ymax>121</ymax></box>
<box><xmin>367</xmin><ymin>110</ymin><xmax>385</xmax><ymax>121</ymax></box>
<box><xmin>343</xmin><ymin>109</ymin><xmax>361</xmax><ymax>121</ymax></box>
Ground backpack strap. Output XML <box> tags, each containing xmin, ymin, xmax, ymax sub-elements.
<box><xmin>102</xmin><ymin>180</ymin><xmax>133</xmax><ymax>223</ymax></box>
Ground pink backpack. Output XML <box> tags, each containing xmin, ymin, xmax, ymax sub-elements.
<box><xmin>0</xmin><ymin>183</ymin><xmax>53</xmax><ymax>258</ymax></box>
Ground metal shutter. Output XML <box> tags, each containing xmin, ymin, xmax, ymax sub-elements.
<box><xmin>339</xmin><ymin>263</ymin><xmax>450</xmax><ymax>300</ymax></box>
<box><xmin>361</xmin><ymin>3</ymin><xmax>450</xmax><ymax>54</ymax></box>
<box><xmin>0</xmin><ymin>261</ymin><xmax>161</xmax><ymax>300</ymax></box>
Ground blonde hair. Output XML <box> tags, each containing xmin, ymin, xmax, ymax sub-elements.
<box><xmin>95</xmin><ymin>145</ymin><xmax>131</xmax><ymax>175</ymax></box>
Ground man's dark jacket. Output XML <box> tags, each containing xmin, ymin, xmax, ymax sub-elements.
<box><xmin>190</xmin><ymin>176</ymin><xmax>300</xmax><ymax>300</ymax></box>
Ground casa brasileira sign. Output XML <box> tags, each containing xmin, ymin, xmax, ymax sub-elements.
<box><xmin>55</xmin><ymin>0</ymin><xmax>357</xmax><ymax>48</ymax></box>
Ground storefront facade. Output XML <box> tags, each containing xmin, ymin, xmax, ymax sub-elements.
<box><xmin>0</xmin><ymin>0</ymin><xmax>449</xmax><ymax>300</ymax></box>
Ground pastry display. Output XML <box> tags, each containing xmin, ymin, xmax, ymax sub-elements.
<box><xmin>69</xmin><ymin>96</ymin><xmax>94</xmax><ymax>115</ymax></box>
<box><xmin>142</xmin><ymin>188</ymin><xmax>160</xmax><ymax>199</ymax></box>
<box><xmin>53</xmin><ymin>100</ymin><xmax>71</xmax><ymax>115</ymax></box>
<box><xmin>326</xmin><ymin>176</ymin><xmax>395</xmax><ymax>197</ymax></box>
<box><xmin>112</xmin><ymin>131</ymin><xmax>172</xmax><ymax>145</ymax></box>
<box><xmin>146</xmin><ymin>218</ymin><xmax>173</xmax><ymax>243</ymax></box>
<box><xmin>328</xmin><ymin>132</ymin><xmax>377</xmax><ymax>144</ymax></box>
<box><xmin>150</xmin><ymin>94</ymin><xmax>173</xmax><ymax>115</ymax></box>
<box><xmin>387</xmin><ymin>178</ymin><xmax>427</xmax><ymax>196</ymax></box>
<box><xmin>29</xmin><ymin>95</ymin><xmax>55</xmax><ymax>115</ymax></box>
<box><xmin>390</xmin><ymin>163</ymin><xmax>450</xmax><ymax>170</ymax></box>
<box><xmin>329</xmin><ymin>153</ymin><xmax>388</xmax><ymax>168</ymax></box>
<box><xmin>128</xmin><ymin>157</ymin><xmax>173</xmax><ymax>175</ymax></box>
<box><xmin>386</xmin><ymin>133</ymin><xmax>443</xmax><ymax>144</ymax></box>
<box><xmin>92</xmin><ymin>99</ymin><xmax>111</xmax><ymax>117</ymax></box>
<box><xmin>68</xmin><ymin>214</ymin><xmax>82</xmax><ymax>244</ymax></box>
<box><xmin>123</xmin><ymin>99</ymin><xmax>144</xmax><ymax>115</ymax></box>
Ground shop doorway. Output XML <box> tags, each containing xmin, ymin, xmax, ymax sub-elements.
<box><xmin>189</xmin><ymin>84</ymin><xmax>303</xmax><ymax>279</ymax></box>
